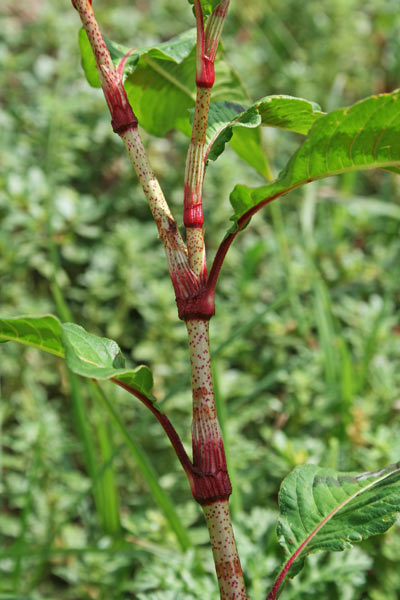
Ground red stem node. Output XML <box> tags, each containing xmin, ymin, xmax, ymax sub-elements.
<box><xmin>184</xmin><ymin>182</ymin><xmax>204</xmax><ymax>227</ymax></box>
<box><xmin>184</xmin><ymin>203</ymin><xmax>204</xmax><ymax>228</ymax></box>
<box><xmin>190</xmin><ymin>400</ymin><xmax>232</xmax><ymax>504</ymax></box>
<box><xmin>99</xmin><ymin>66</ymin><xmax>138</xmax><ymax>135</ymax></box>
<box><xmin>196</xmin><ymin>57</ymin><xmax>215</xmax><ymax>89</ymax></box>
<box><xmin>191</xmin><ymin>466</ymin><xmax>232</xmax><ymax>505</ymax></box>
<box><xmin>176</xmin><ymin>288</ymin><xmax>215</xmax><ymax>321</ymax></box>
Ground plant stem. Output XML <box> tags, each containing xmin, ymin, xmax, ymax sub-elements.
<box><xmin>73</xmin><ymin>0</ymin><xmax>199</xmax><ymax>302</ymax></box>
<box><xmin>182</xmin><ymin>4</ymin><xmax>248</xmax><ymax>597</ymax></box>
<box><xmin>184</xmin><ymin>0</ymin><xmax>230</xmax><ymax>279</ymax></box>
<box><xmin>184</xmin><ymin>85</ymin><xmax>211</xmax><ymax>279</ymax></box>
<box><xmin>185</xmin><ymin>318</ymin><xmax>248</xmax><ymax>598</ymax></box>
<box><xmin>186</xmin><ymin>319</ymin><xmax>228</xmax><ymax>491</ymax></box>
<box><xmin>73</xmin><ymin>1</ymin><xmax>247</xmax><ymax>594</ymax></box>
<box><xmin>121</xmin><ymin>127</ymin><xmax>200</xmax><ymax>300</ymax></box>
<box><xmin>203</xmin><ymin>500</ymin><xmax>248</xmax><ymax>600</ymax></box>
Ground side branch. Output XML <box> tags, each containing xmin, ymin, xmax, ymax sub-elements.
<box><xmin>72</xmin><ymin>0</ymin><xmax>201</xmax><ymax>303</ymax></box>
<box><xmin>111</xmin><ymin>378</ymin><xmax>194</xmax><ymax>480</ymax></box>
<box><xmin>184</xmin><ymin>0</ymin><xmax>231</xmax><ymax>280</ymax></box>
<box><xmin>72</xmin><ymin>0</ymin><xmax>137</xmax><ymax>134</ymax></box>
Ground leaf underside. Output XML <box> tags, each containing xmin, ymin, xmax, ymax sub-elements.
<box><xmin>204</xmin><ymin>96</ymin><xmax>324</xmax><ymax>177</ymax></box>
<box><xmin>0</xmin><ymin>315</ymin><xmax>154</xmax><ymax>403</ymax></box>
<box><xmin>229</xmin><ymin>90</ymin><xmax>400</xmax><ymax>233</ymax></box>
<box><xmin>277</xmin><ymin>462</ymin><xmax>400</xmax><ymax>583</ymax></box>
<box><xmin>205</xmin><ymin>96</ymin><xmax>324</xmax><ymax>161</ymax></box>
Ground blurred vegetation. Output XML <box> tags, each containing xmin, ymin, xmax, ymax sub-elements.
<box><xmin>1</xmin><ymin>0</ymin><xmax>400</xmax><ymax>598</ymax></box>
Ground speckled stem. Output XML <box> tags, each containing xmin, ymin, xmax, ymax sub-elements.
<box><xmin>184</xmin><ymin>1</ymin><xmax>230</xmax><ymax>280</ymax></box>
<box><xmin>73</xmin><ymin>0</ymin><xmax>113</xmax><ymax>72</ymax></box>
<box><xmin>121</xmin><ymin>128</ymin><xmax>199</xmax><ymax>300</ymax></box>
<box><xmin>203</xmin><ymin>500</ymin><xmax>248</xmax><ymax>600</ymax></box>
<box><xmin>186</xmin><ymin>319</ymin><xmax>227</xmax><ymax>482</ymax></box>
<box><xmin>72</xmin><ymin>0</ymin><xmax>201</xmax><ymax>302</ymax></box>
<box><xmin>186</xmin><ymin>318</ymin><xmax>248</xmax><ymax>599</ymax></box>
<box><xmin>72</xmin><ymin>0</ymin><xmax>137</xmax><ymax>134</ymax></box>
<box><xmin>184</xmin><ymin>86</ymin><xmax>212</xmax><ymax>280</ymax></box>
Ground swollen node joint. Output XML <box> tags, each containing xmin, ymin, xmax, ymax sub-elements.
<box><xmin>176</xmin><ymin>289</ymin><xmax>215</xmax><ymax>321</ymax></box>
<box><xmin>196</xmin><ymin>58</ymin><xmax>215</xmax><ymax>89</ymax></box>
<box><xmin>109</xmin><ymin>102</ymin><xmax>138</xmax><ymax>134</ymax></box>
<box><xmin>113</xmin><ymin>118</ymin><xmax>138</xmax><ymax>135</ymax></box>
<box><xmin>191</xmin><ymin>468</ymin><xmax>232</xmax><ymax>505</ymax></box>
<box><xmin>184</xmin><ymin>204</ymin><xmax>204</xmax><ymax>228</ymax></box>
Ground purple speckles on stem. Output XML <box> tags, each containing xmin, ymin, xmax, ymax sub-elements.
<box><xmin>186</xmin><ymin>319</ymin><xmax>231</xmax><ymax>502</ymax></box>
<box><xmin>203</xmin><ymin>499</ymin><xmax>248</xmax><ymax>599</ymax></box>
<box><xmin>73</xmin><ymin>0</ymin><xmax>138</xmax><ymax>134</ymax></box>
<box><xmin>186</xmin><ymin>315</ymin><xmax>247</xmax><ymax>596</ymax></box>
<box><xmin>71</xmin><ymin>0</ymin><xmax>91</xmax><ymax>10</ymax></box>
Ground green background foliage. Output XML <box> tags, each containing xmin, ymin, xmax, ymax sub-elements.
<box><xmin>1</xmin><ymin>0</ymin><xmax>400</xmax><ymax>598</ymax></box>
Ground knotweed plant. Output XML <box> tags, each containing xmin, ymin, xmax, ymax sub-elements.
<box><xmin>2</xmin><ymin>1</ymin><xmax>400</xmax><ymax>598</ymax></box>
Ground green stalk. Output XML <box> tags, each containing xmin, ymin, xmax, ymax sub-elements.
<box><xmin>73</xmin><ymin>0</ymin><xmax>243</xmax><ymax>589</ymax></box>
<box><xmin>12</xmin><ymin>429</ymin><xmax>41</xmax><ymax>591</ymax></box>
<box><xmin>43</xmin><ymin>90</ymin><xmax>110</xmax><ymax>530</ymax></box>
<box><xmin>72</xmin><ymin>0</ymin><xmax>195</xmax><ymax>552</ymax></box>
<box><xmin>269</xmin><ymin>201</ymin><xmax>309</xmax><ymax>338</ymax></box>
<box><xmin>183</xmin><ymin>0</ymin><xmax>230</xmax><ymax>279</ymax></box>
<box><xmin>203</xmin><ymin>499</ymin><xmax>247</xmax><ymax>599</ymax></box>
<box><xmin>183</xmin><ymin>85</ymin><xmax>211</xmax><ymax>278</ymax></box>
<box><xmin>92</xmin><ymin>401</ymin><xmax>121</xmax><ymax>535</ymax></box>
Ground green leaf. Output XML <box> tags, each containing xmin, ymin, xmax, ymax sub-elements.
<box><xmin>229</xmin><ymin>90</ymin><xmax>400</xmax><ymax>232</ymax></box>
<box><xmin>0</xmin><ymin>315</ymin><xmax>64</xmax><ymax>357</ymax></box>
<box><xmin>276</xmin><ymin>462</ymin><xmax>400</xmax><ymax>581</ymax></box>
<box><xmin>124</xmin><ymin>42</ymin><xmax>248</xmax><ymax>137</ymax></box>
<box><xmin>0</xmin><ymin>315</ymin><xmax>154</xmax><ymax>403</ymax></box>
<box><xmin>79</xmin><ymin>28</ymin><xmax>247</xmax><ymax>137</ymax></box>
<box><xmin>124</xmin><ymin>42</ymin><xmax>197</xmax><ymax>137</ymax></box>
<box><xmin>205</xmin><ymin>96</ymin><xmax>324</xmax><ymax>165</ymax></box>
<box><xmin>79</xmin><ymin>28</ymin><xmax>197</xmax><ymax>135</ymax></box>
<box><xmin>61</xmin><ymin>323</ymin><xmax>155</xmax><ymax>402</ymax></box>
<box><xmin>78</xmin><ymin>29</ymin><xmax>130</xmax><ymax>88</ymax></box>
<box><xmin>187</xmin><ymin>0</ymin><xmax>222</xmax><ymax>19</ymax></box>
<box><xmin>79</xmin><ymin>28</ymin><xmax>197</xmax><ymax>89</ymax></box>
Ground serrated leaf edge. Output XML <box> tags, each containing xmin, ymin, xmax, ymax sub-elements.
<box><xmin>284</xmin><ymin>463</ymin><xmax>400</xmax><ymax>560</ymax></box>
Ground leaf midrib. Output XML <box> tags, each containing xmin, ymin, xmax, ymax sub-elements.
<box><xmin>0</xmin><ymin>334</ymin><xmax>65</xmax><ymax>358</ymax></box>
<box><xmin>241</xmin><ymin>159</ymin><xmax>400</xmax><ymax>220</ymax></box>
<box><xmin>289</xmin><ymin>465</ymin><xmax>400</xmax><ymax>565</ymax></box>
<box><xmin>0</xmin><ymin>317</ymin><xmax>64</xmax><ymax>358</ymax></box>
